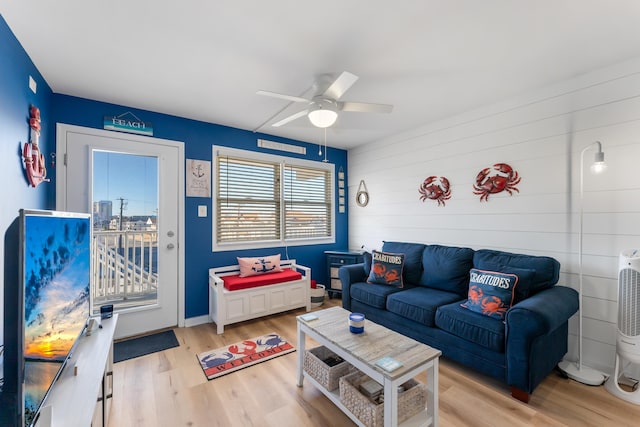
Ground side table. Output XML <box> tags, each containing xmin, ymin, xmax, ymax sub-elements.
<box><xmin>325</xmin><ymin>250</ymin><xmax>365</xmax><ymax>298</ymax></box>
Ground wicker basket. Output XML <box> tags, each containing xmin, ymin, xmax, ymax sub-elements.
<box><xmin>339</xmin><ymin>371</ymin><xmax>427</xmax><ymax>427</ymax></box>
<box><xmin>304</xmin><ymin>346</ymin><xmax>353</xmax><ymax>391</ymax></box>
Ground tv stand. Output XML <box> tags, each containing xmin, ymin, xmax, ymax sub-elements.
<box><xmin>34</xmin><ymin>314</ymin><xmax>118</xmax><ymax>427</ymax></box>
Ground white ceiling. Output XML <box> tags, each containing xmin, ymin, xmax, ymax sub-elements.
<box><xmin>3</xmin><ymin>1</ymin><xmax>640</xmax><ymax>150</ymax></box>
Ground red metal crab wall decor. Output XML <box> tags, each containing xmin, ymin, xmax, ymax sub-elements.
<box><xmin>473</xmin><ymin>163</ymin><xmax>521</xmax><ymax>202</ymax></box>
<box><xmin>419</xmin><ymin>175</ymin><xmax>451</xmax><ymax>206</ymax></box>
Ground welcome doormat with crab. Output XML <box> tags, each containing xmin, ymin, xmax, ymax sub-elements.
<box><xmin>197</xmin><ymin>332</ymin><xmax>295</xmax><ymax>380</ymax></box>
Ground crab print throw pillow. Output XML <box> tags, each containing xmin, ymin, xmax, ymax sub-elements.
<box><xmin>367</xmin><ymin>250</ymin><xmax>405</xmax><ymax>288</ymax></box>
<box><xmin>461</xmin><ymin>268</ymin><xmax>520</xmax><ymax>320</ymax></box>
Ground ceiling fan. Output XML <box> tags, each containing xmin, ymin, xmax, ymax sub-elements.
<box><xmin>257</xmin><ymin>71</ymin><xmax>393</xmax><ymax>128</ymax></box>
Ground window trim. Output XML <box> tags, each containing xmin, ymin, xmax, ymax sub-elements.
<box><xmin>212</xmin><ymin>146</ymin><xmax>335</xmax><ymax>252</ymax></box>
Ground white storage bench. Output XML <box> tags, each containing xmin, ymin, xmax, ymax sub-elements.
<box><xmin>209</xmin><ymin>259</ymin><xmax>311</xmax><ymax>334</ymax></box>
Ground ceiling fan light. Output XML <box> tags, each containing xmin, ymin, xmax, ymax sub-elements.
<box><xmin>308</xmin><ymin>109</ymin><xmax>337</xmax><ymax>128</ymax></box>
<box><xmin>308</xmin><ymin>99</ymin><xmax>338</xmax><ymax>128</ymax></box>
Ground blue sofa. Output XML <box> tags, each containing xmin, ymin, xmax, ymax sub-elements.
<box><xmin>339</xmin><ymin>242</ymin><xmax>579</xmax><ymax>402</ymax></box>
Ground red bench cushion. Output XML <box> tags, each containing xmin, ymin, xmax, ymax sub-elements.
<box><xmin>223</xmin><ymin>269</ymin><xmax>303</xmax><ymax>291</ymax></box>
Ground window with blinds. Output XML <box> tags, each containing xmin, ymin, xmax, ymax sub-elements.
<box><xmin>284</xmin><ymin>164</ymin><xmax>331</xmax><ymax>239</ymax></box>
<box><xmin>216</xmin><ymin>156</ymin><xmax>281</xmax><ymax>243</ymax></box>
<box><xmin>214</xmin><ymin>147</ymin><xmax>334</xmax><ymax>249</ymax></box>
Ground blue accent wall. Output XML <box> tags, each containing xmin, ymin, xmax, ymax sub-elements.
<box><xmin>0</xmin><ymin>16</ymin><xmax>54</xmax><ymax>212</ymax></box>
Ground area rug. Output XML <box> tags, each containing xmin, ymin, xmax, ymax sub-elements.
<box><xmin>197</xmin><ymin>332</ymin><xmax>295</xmax><ymax>380</ymax></box>
<box><xmin>114</xmin><ymin>329</ymin><xmax>179</xmax><ymax>363</ymax></box>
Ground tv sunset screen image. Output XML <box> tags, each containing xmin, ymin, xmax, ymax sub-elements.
<box><xmin>22</xmin><ymin>213</ymin><xmax>90</xmax><ymax>423</ymax></box>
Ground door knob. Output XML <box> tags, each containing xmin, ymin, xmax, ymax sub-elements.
<box><xmin>167</xmin><ymin>243</ymin><xmax>175</xmax><ymax>250</ymax></box>
<box><xmin>167</xmin><ymin>231</ymin><xmax>175</xmax><ymax>237</ymax></box>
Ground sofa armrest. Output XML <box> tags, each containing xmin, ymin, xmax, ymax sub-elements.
<box><xmin>505</xmin><ymin>285</ymin><xmax>578</xmax><ymax>392</ymax></box>
<box><xmin>339</xmin><ymin>263</ymin><xmax>367</xmax><ymax>311</ymax></box>
<box><xmin>506</xmin><ymin>286</ymin><xmax>578</xmax><ymax>336</ymax></box>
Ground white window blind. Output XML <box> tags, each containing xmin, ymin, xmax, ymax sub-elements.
<box><xmin>284</xmin><ymin>164</ymin><xmax>331</xmax><ymax>239</ymax></box>
<box><xmin>216</xmin><ymin>155</ymin><xmax>281</xmax><ymax>243</ymax></box>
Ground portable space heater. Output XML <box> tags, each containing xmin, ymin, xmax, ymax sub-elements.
<box><xmin>605</xmin><ymin>249</ymin><xmax>640</xmax><ymax>404</ymax></box>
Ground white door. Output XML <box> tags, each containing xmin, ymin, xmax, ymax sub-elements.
<box><xmin>56</xmin><ymin>124</ymin><xmax>184</xmax><ymax>339</ymax></box>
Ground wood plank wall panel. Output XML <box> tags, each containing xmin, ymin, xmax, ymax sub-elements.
<box><xmin>347</xmin><ymin>57</ymin><xmax>640</xmax><ymax>374</ymax></box>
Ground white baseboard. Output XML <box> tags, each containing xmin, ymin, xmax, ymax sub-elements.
<box><xmin>183</xmin><ymin>314</ymin><xmax>210</xmax><ymax>328</ymax></box>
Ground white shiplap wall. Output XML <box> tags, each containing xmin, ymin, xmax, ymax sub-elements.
<box><xmin>347</xmin><ymin>57</ymin><xmax>640</xmax><ymax>374</ymax></box>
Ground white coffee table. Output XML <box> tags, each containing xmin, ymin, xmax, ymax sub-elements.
<box><xmin>297</xmin><ymin>306</ymin><xmax>441</xmax><ymax>427</ymax></box>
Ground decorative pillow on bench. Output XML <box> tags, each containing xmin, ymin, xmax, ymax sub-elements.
<box><xmin>237</xmin><ymin>254</ymin><xmax>283</xmax><ymax>277</ymax></box>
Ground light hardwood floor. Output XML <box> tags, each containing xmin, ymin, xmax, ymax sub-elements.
<box><xmin>109</xmin><ymin>299</ymin><xmax>640</xmax><ymax>427</ymax></box>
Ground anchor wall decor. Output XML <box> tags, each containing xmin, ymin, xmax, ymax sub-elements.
<box><xmin>22</xmin><ymin>105</ymin><xmax>48</xmax><ymax>187</ymax></box>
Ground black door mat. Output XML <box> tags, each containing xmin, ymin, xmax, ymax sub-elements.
<box><xmin>114</xmin><ymin>329</ymin><xmax>179</xmax><ymax>363</ymax></box>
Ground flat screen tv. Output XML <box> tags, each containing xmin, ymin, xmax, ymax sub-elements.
<box><xmin>19</xmin><ymin>209</ymin><xmax>91</xmax><ymax>427</ymax></box>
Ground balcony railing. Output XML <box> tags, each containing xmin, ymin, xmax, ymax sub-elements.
<box><xmin>92</xmin><ymin>230</ymin><xmax>158</xmax><ymax>312</ymax></box>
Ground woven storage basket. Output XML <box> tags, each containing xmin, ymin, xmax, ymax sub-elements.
<box><xmin>304</xmin><ymin>346</ymin><xmax>353</xmax><ymax>391</ymax></box>
<box><xmin>339</xmin><ymin>371</ymin><xmax>427</xmax><ymax>427</ymax></box>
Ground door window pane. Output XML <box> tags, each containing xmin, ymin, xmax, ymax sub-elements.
<box><xmin>91</xmin><ymin>151</ymin><xmax>159</xmax><ymax>313</ymax></box>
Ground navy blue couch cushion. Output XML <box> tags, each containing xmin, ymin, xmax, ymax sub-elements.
<box><xmin>350</xmin><ymin>281</ymin><xmax>405</xmax><ymax>309</ymax></box>
<box><xmin>475</xmin><ymin>264</ymin><xmax>536</xmax><ymax>302</ymax></box>
<box><xmin>386</xmin><ymin>287</ymin><xmax>462</xmax><ymax>326</ymax></box>
<box><xmin>435</xmin><ymin>301</ymin><xmax>506</xmax><ymax>352</ymax></box>
<box><xmin>382</xmin><ymin>241</ymin><xmax>426</xmax><ymax>284</ymax></box>
<box><xmin>474</xmin><ymin>249</ymin><xmax>560</xmax><ymax>294</ymax></box>
<box><xmin>362</xmin><ymin>251</ymin><xmax>372</xmax><ymax>274</ymax></box>
<box><xmin>420</xmin><ymin>245</ymin><xmax>475</xmax><ymax>295</ymax></box>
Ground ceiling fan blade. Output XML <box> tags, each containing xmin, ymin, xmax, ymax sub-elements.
<box><xmin>256</xmin><ymin>90</ymin><xmax>309</xmax><ymax>103</ymax></box>
<box><xmin>339</xmin><ymin>102</ymin><xmax>393</xmax><ymax>113</ymax></box>
<box><xmin>272</xmin><ymin>109</ymin><xmax>309</xmax><ymax>127</ymax></box>
<box><xmin>323</xmin><ymin>71</ymin><xmax>359</xmax><ymax>100</ymax></box>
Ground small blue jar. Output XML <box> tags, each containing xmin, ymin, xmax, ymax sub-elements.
<box><xmin>349</xmin><ymin>312</ymin><xmax>365</xmax><ymax>334</ymax></box>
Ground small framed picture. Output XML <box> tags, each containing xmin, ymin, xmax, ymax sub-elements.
<box><xmin>186</xmin><ymin>159</ymin><xmax>211</xmax><ymax>197</ymax></box>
